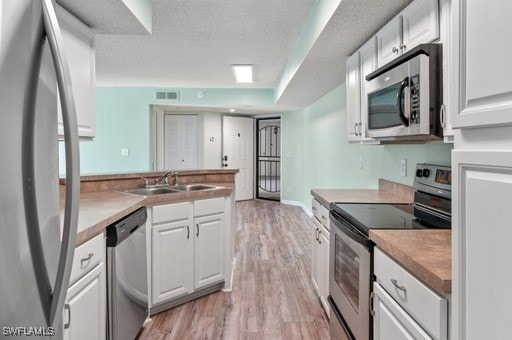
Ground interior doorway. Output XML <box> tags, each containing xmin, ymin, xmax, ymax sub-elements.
<box><xmin>222</xmin><ymin>116</ymin><xmax>254</xmax><ymax>201</ymax></box>
<box><xmin>256</xmin><ymin>117</ymin><xmax>281</xmax><ymax>201</ymax></box>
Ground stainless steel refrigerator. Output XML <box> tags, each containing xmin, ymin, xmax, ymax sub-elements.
<box><xmin>0</xmin><ymin>0</ymin><xmax>80</xmax><ymax>337</ymax></box>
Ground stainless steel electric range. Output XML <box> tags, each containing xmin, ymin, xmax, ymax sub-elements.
<box><xmin>328</xmin><ymin>163</ymin><xmax>451</xmax><ymax>340</ymax></box>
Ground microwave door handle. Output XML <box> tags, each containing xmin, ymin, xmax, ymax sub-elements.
<box><xmin>397</xmin><ymin>77</ymin><xmax>410</xmax><ymax>127</ymax></box>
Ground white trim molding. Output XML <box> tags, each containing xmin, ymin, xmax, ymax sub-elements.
<box><xmin>281</xmin><ymin>200</ymin><xmax>313</xmax><ymax>217</ymax></box>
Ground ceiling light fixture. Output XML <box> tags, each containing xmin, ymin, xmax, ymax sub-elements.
<box><xmin>229</xmin><ymin>109</ymin><xmax>235</xmax><ymax>113</ymax></box>
<box><xmin>231</xmin><ymin>65</ymin><xmax>253</xmax><ymax>83</ymax></box>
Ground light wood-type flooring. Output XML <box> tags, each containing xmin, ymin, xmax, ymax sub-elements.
<box><xmin>138</xmin><ymin>199</ymin><xmax>330</xmax><ymax>339</ymax></box>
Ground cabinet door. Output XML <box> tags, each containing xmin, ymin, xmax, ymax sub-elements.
<box><xmin>373</xmin><ymin>282</ymin><xmax>432</xmax><ymax>340</ymax></box>
<box><xmin>56</xmin><ymin>7</ymin><xmax>95</xmax><ymax>138</ymax></box>
<box><xmin>64</xmin><ymin>263</ymin><xmax>106</xmax><ymax>340</ymax></box>
<box><xmin>377</xmin><ymin>15</ymin><xmax>402</xmax><ymax>68</ymax></box>
<box><xmin>152</xmin><ymin>220</ymin><xmax>193</xmax><ymax>304</ymax></box>
<box><xmin>359</xmin><ymin>37</ymin><xmax>379</xmax><ymax>142</ymax></box>
<box><xmin>319</xmin><ymin>225</ymin><xmax>330</xmax><ymax>316</ymax></box>
<box><xmin>452</xmin><ymin>151</ymin><xmax>512</xmax><ymax>340</ymax></box>
<box><xmin>311</xmin><ymin>218</ymin><xmax>321</xmax><ymax>292</ymax></box>
<box><xmin>402</xmin><ymin>0</ymin><xmax>439</xmax><ymax>53</ymax></box>
<box><xmin>346</xmin><ymin>52</ymin><xmax>361</xmax><ymax>142</ymax></box>
<box><xmin>194</xmin><ymin>213</ymin><xmax>225</xmax><ymax>289</ymax></box>
<box><xmin>452</xmin><ymin>0</ymin><xmax>512</xmax><ymax>128</ymax></box>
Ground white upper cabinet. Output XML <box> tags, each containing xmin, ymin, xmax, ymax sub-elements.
<box><xmin>346</xmin><ymin>52</ymin><xmax>361</xmax><ymax>142</ymax></box>
<box><xmin>347</xmin><ymin>39</ymin><xmax>380</xmax><ymax>144</ymax></box>
<box><xmin>377</xmin><ymin>16</ymin><xmax>403</xmax><ymax>68</ymax></box>
<box><xmin>56</xmin><ymin>6</ymin><xmax>96</xmax><ymax>139</ymax></box>
<box><xmin>451</xmin><ymin>0</ymin><xmax>512</xmax><ymax>129</ymax></box>
<box><xmin>402</xmin><ymin>0</ymin><xmax>440</xmax><ymax>54</ymax></box>
<box><xmin>377</xmin><ymin>0</ymin><xmax>440</xmax><ymax>68</ymax></box>
<box><xmin>359</xmin><ymin>37</ymin><xmax>378</xmax><ymax>141</ymax></box>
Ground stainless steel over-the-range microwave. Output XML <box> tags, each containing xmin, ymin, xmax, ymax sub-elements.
<box><xmin>365</xmin><ymin>43</ymin><xmax>443</xmax><ymax>142</ymax></box>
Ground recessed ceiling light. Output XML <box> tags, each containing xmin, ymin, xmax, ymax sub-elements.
<box><xmin>229</xmin><ymin>109</ymin><xmax>235</xmax><ymax>112</ymax></box>
<box><xmin>231</xmin><ymin>65</ymin><xmax>253</xmax><ymax>83</ymax></box>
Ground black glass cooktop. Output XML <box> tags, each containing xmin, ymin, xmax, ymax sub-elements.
<box><xmin>330</xmin><ymin>203</ymin><xmax>451</xmax><ymax>236</ymax></box>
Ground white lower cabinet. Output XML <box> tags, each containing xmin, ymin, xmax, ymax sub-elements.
<box><xmin>373</xmin><ymin>282</ymin><xmax>432</xmax><ymax>340</ymax></box>
<box><xmin>151</xmin><ymin>197</ymin><xmax>226</xmax><ymax>307</ymax></box>
<box><xmin>152</xmin><ymin>216</ymin><xmax>194</xmax><ymax>304</ymax></box>
<box><xmin>64</xmin><ymin>234</ymin><xmax>106</xmax><ymax>340</ymax></box>
<box><xmin>194</xmin><ymin>213</ymin><xmax>224</xmax><ymax>289</ymax></box>
<box><xmin>452</xmin><ymin>150</ymin><xmax>512</xmax><ymax>339</ymax></box>
<box><xmin>311</xmin><ymin>199</ymin><xmax>330</xmax><ymax>316</ymax></box>
<box><xmin>373</xmin><ymin>247</ymin><xmax>447</xmax><ymax>340</ymax></box>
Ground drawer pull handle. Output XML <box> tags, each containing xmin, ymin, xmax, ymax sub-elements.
<box><xmin>196</xmin><ymin>224</ymin><xmax>199</xmax><ymax>237</ymax></box>
<box><xmin>391</xmin><ymin>278</ymin><xmax>407</xmax><ymax>292</ymax></box>
<box><xmin>64</xmin><ymin>304</ymin><xmax>71</xmax><ymax>329</ymax></box>
<box><xmin>80</xmin><ymin>253</ymin><xmax>94</xmax><ymax>267</ymax></box>
<box><xmin>312</xmin><ymin>206</ymin><xmax>317</xmax><ymax>211</ymax></box>
<box><xmin>187</xmin><ymin>225</ymin><xmax>190</xmax><ymax>239</ymax></box>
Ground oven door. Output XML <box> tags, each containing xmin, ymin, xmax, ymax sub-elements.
<box><xmin>329</xmin><ymin>212</ymin><xmax>372</xmax><ymax>340</ymax></box>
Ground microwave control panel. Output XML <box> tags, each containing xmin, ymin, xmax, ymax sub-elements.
<box><xmin>410</xmin><ymin>75</ymin><xmax>420</xmax><ymax>125</ymax></box>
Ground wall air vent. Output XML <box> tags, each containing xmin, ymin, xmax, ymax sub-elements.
<box><xmin>156</xmin><ymin>91</ymin><xmax>179</xmax><ymax>100</ymax></box>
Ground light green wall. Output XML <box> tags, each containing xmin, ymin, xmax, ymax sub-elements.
<box><xmin>60</xmin><ymin>86</ymin><xmax>273</xmax><ymax>174</ymax></box>
<box><xmin>281</xmin><ymin>83</ymin><xmax>453</xmax><ymax>208</ymax></box>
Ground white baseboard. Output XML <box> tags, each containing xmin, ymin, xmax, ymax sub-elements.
<box><xmin>281</xmin><ymin>200</ymin><xmax>313</xmax><ymax>217</ymax></box>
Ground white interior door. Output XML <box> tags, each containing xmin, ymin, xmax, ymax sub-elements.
<box><xmin>164</xmin><ymin>115</ymin><xmax>198</xmax><ymax>169</ymax></box>
<box><xmin>222</xmin><ymin>116</ymin><xmax>254</xmax><ymax>201</ymax></box>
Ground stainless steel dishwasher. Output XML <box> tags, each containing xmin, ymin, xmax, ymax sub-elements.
<box><xmin>106</xmin><ymin>207</ymin><xmax>148</xmax><ymax>340</ymax></box>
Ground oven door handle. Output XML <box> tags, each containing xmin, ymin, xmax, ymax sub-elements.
<box><xmin>329</xmin><ymin>211</ymin><xmax>372</xmax><ymax>249</ymax></box>
<box><xmin>397</xmin><ymin>77</ymin><xmax>410</xmax><ymax>127</ymax></box>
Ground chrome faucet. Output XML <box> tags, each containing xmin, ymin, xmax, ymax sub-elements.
<box><xmin>173</xmin><ymin>172</ymin><xmax>179</xmax><ymax>186</ymax></box>
<box><xmin>155</xmin><ymin>170</ymin><xmax>173</xmax><ymax>186</ymax></box>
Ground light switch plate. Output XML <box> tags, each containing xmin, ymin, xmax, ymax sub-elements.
<box><xmin>400</xmin><ymin>159</ymin><xmax>407</xmax><ymax>177</ymax></box>
<box><xmin>121</xmin><ymin>148</ymin><xmax>130</xmax><ymax>156</ymax></box>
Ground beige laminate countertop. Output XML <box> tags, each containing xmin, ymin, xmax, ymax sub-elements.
<box><xmin>370</xmin><ymin>229</ymin><xmax>451</xmax><ymax>297</ymax></box>
<box><xmin>311</xmin><ymin>189</ymin><xmax>413</xmax><ymax>207</ymax></box>
<box><xmin>64</xmin><ymin>186</ymin><xmax>232</xmax><ymax>247</ymax></box>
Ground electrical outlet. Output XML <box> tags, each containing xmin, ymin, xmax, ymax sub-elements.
<box><xmin>358</xmin><ymin>155</ymin><xmax>363</xmax><ymax>169</ymax></box>
<box><xmin>400</xmin><ymin>159</ymin><xmax>407</xmax><ymax>177</ymax></box>
<box><xmin>121</xmin><ymin>148</ymin><xmax>130</xmax><ymax>156</ymax></box>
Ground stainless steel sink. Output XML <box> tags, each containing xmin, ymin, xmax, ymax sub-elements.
<box><xmin>124</xmin><ymin>184</ymin><xmax>221</xmax><ymax>196</ymax></box>
<box><xmin>171</xmin><ymin>184</ymin><xmax>220</xmax><ymax>191</ymax></box>
<box><xmin>124</xmin><ymin>187</ymin><xmax>180</xmax><ymax>196</ymax></box>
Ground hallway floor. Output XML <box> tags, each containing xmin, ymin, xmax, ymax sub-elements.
<box><xmin>138</xmin><ymin>199</ymin><xmax>330</xmax><ymax>339</ymax></box>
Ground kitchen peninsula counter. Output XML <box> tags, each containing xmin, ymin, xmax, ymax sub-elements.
<box><xmin>60</xmin><ymin>169</ymin><xmax>237</xmax><ymax>247</ymax></box>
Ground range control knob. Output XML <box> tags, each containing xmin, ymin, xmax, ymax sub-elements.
<box><xmin>416</xmin><ymin>169</ymin><xmax>423</xmax><ymax>177</ymax></box>
<box><xmin>423</xmin><ymin>169</ymin><xmax>431</xmax><ymax>177</ymax></box>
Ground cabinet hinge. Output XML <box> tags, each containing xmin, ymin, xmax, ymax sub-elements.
<box><xmin>369</xmin><ymin>292</ymin><xmax>376</xmax><ymax>316</ymax></box>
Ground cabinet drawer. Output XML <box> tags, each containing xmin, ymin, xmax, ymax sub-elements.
<box><xmin>194</xmin><ymin>197</ymin><xmax>225</xmax><ymax>217</ymax></box>
<box><xmin>153</xmin><ymin>202</ymin><xmax>190</xmax><ymax>224</ymax></box>
<box><xmin>311</xmin><ymin>199</ymin><xmax>330</xmax><ymax>230</ymax></box>
<box><xmin>319</xmin><ymin>204</ymin><xmax>330</xmax><ymax>230</ymax></box>
<box><xmin>70</xmin><ymin>233</ymin><xmax>104</xmax><ymax>285</ymax></box>
<box><xmin>374</xmin><ymin>248</ymin><xmax>447</xmax><ymax>340</ymax></box>
<box><xmin>312</xmin><ymin>199</ymin><xmax>321</xmax><ymax>221</ymax></box>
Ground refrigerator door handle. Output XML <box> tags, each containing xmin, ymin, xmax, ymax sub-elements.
<box><xmin>42</xmin><ymin>0</ymin><xmax>80</xmax><ymax>327</ymax></box>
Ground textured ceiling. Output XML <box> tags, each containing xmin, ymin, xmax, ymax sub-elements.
<box><xmin>57</xmin><ymin>0</ymin><xmax>151</xmax><ymax>34</ymax></box>
<box><xmin>95</xmin><ymin>0</ymin><xmax>316</xmax><ymax>88</ymax></box>
<box><xmin>68</xmin><ymin>0</ymin><xmax>414</xmax><ymax>113</ymax></box>
<box><xmin>275</xmin><ymin>0</ymin><xmax>413</xmax><ymax>111</ymax></box>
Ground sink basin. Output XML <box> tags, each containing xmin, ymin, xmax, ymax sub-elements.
<box><xmin>171</xmin><ymin>184</ymin><xmax>220</xmax><ymax>191</ymax></box>
<box><xmin>124</xmin><ymin>187</ymin><xmax>180</xmax><ymax>196</ymax></box>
